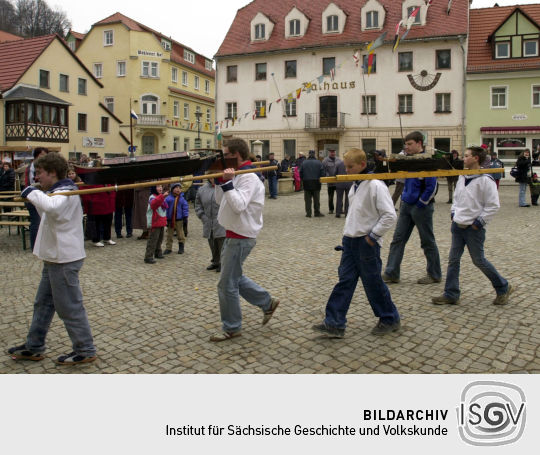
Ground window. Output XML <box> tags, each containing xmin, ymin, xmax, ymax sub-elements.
<box><xmin>227</xmin><ymin>65</ymin><xmax>237</xmax><ymax>83</ymax></box>
<box><xmin>173</xmin><ymin>137</ymin><xmax>180</xmax><ymax>152</ymax></box>
<box><xmin>194</xmin><ymin>76</ymin><xmax>200</xmax><ymax>90</ymax></box>
<box><xmin>362</xmin><ymin>139</ymin><xmax>376</xmax><ymax>154</ymax></box>
<box><xmin>93</xmin><ymin>63</ymin><xmax>103</xmax><ymax>78</ymax></box>
<box><xmin>206</xmin><ymin>108</ymin><xmax>211</xmax><ymax>123</ymax></box>
<box><xmin>255</xmin><ymin>100</ymin><xmax>266</xmax><ymax>118</ymax></box>
<box><xmin>255</xmin><ymin>23</ymin><xmax>265</xmax><ymax>39</ymax></box>
<box><xmin>182</xmin><ymin>71</ymin><xmax>188</xmax><ymax>86</ymax></box>
<box><xmin>285</xmin><ymin>60</ymin><xmax>297</xmax><ymax>78</ymax></box>
<box><xmin>68</xmin><ymin>41</ymin><xmax>76</xmax><ymax>52</ymax></box>
<box><xmin>362</xmin><ymin>95</ymin><xmax>376</xmax><ymax>114</ymax></box>
<box><xmin>436</xmin><ymin>93</ymin><xmax>451</xmax><ymax>113</ymax></box>
<box><xmin>117</xmin><ymin>61</ymin><xmax>126</xmax><ymax>76</ymax></box>
<box><xmin>366</xmin><ymin>11</ymin><xmax>379</xmax><ymax>28</ymax></box>
<box><xmin>289</xmin><ymin>19</ymin><xmax>300</xmax><ymax>36</ymax></box>
<box><xmin>183</xmin><ymin>103</ymin><xmax>189</xmax><ymax>119</ymax></box>
<box><xmin>205</xmin><ymin>60</ymin><xmax>213</xmax><ymax>71</ymax></box>
<box><xmin>226</xmin><ymin>102</ymin><xmax>237</xmax><ymax>119</ymax></box>
<box><xmin>398</xmin><ymin>94</ymin><xmax>413</xmax><ymax>113</ymax></box>
<box><xmin>436</xmin><ymin>49</ymin><xmax>451</xmax><ymax>69</ymax></box>
<box><xmin>327</xmin><ymin>14</ymin><xmax>338</xmax><ymax>32</ymax></box>
<box><xmin>78</xmin><ymin>113</ymin><xmax>87</xmax><ymax>131</ymax></box>
<box><xmin>407</xmin><ymin>6</ymin><xmax>421</xmax><ymax>24</ymax></box>
<box><xmin>183</xmin><ymin>138</ymin><xmax>190</xmax><ymax>152</ymax></box>
<box><xmin>434</xmin><ymin>138</ymin><xmax>451</xmax><ymax>153</ymax></box>
<box><xmin>255</xmin><ymin>63</ymin><xmax>267</xmax><ymax>81</ymax></box>
<box><xmin>524</xmin><ymin>40</ymin><xmax>538</xmax><ymax>57</ymax></box>
<box><xmin>39</xmin><ymin>70</ymin><xmax>49</xmax><ymax>88</ymax></box>
<box><xmin>283</xmin><ymin>139</ymin><xmax>296</xmax><ymax>158</ymax></box>
<box><xmin>495</xmin><ymin>42</ymin><xmax>510</xmax><ymax>59</ymax></box>
<box><xmin>184</xmin><ymin>50</ymin><xmax>195</xmax><ymax>64</ymax></box>
<box><xmin>322</xmin><ymin>57</ymin><xmax>335</xmax><ymax>75</ymax></box>
<box><xmin>101</xmin><ymin>117</ymin><xmax>109</xmax><ymax>133</ymax></box>
<box><xmin>172</xmin><ymin>67</ymin><xmax>178</xmax><ymax>83</ymax></box>
<box><xmin>284</xmin><ymin>98</ymin><xmax>296</xmax><ymax>116</ymax></box>
<box><xmin>105</xmin><ymin>97</ymin><xmax>114</xmax><ymax>113</ymax></box>
<box><xmin>362</xmin><ymin>54</ymin><xmax>376</xmax><ymax>73</ymax></box>
<box><xmin>533</xmin><ymin>86</ymin><xmax>540</xmax><ymax>107</ymax></box>
<box><xmin>398</xmin><ymin>52</ymin><xmax>413</xmax><ymax>71</ymax></box>
<box><xmin>205</xmin><ymin>80</ymin><xmax>210</xmax><ymax>93</ymax></box>
<box><xmin>103</xmin><ymin>30</ymin><xmax>113</xmax><ymax>46</ymax></box>
<box><xmin>142</xmin><ymin>61</ymin><xmax>159</xmax><ymax>78</ymax></box>
<box><xmin>59</xmin><ymin>74</ymin><xmax>69</xmax><ymax>92</ymax></box>
<box><xmin>173</xmin><ymin>101</ymin><xmax>179</xmax><ymax>118</ymax></box>
<box><xmin>142</xmin><ymin>95</ymin><xmax>158</xmax><ymax>115</ymax></box>
<box><xmin>78</xmin><ymin>78</ymin><xmax>87</xmax><ymax>95</ymax></box>
<box><xmin>491</xmin><ymin>87</ymin><xmax>507</xmax><ymax>108</ymax></box>
<box><xmin>161</xmin><ymin>39</ymin><xmax>171</xmax><ymax>51</ymax></box>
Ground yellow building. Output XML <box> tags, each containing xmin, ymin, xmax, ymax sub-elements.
<box><xmin>75</xmin><ymin>12</ymin><xmax>216</xmax><ymax>156</ymax></box>
<box><xmin>0</xmin><ymin>34</ymin><xmax>127</xmax><ymax>162</ymax></box>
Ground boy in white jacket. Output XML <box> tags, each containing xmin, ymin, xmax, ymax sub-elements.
<box><xmin>432</xmin><ymin>146</ymin><xmax>512</xmax><ymax>306</ymax></box>
<box><xmin>8</xmin><ymin>153</ymin><xmax>96</xmax><ymax>365</ymax></box>
<box><xmin>313</xmin><ymin>148</ymin><xmax>401</xmax><ymax>337</ymax></box>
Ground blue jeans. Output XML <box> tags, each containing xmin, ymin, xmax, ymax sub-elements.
<box><xmin>385</xmin><ymin>202</ymin><xmax>441</xmax><ymax>280</ymax></box>
<box><xmin>519</xmin><ymin>182</ymin><xmax>528</xmax><ymax>206</ymax></box>
<box><xmin>217</xmin><ymin>238</ymin><xmax>272</xmax><ymax>333</ymax></box>
<box><xmin>268</xmin><ymin>175</ymin><xmax>278</xmax><ymax>198</ymax></box>
<box><xmin>325</xmin><ymin>236</ymin><xmax>400</xmax><ymax>329</ymax></box>
<box><xmin>444</xmin><ymin>223</ymin><xmax>508</xmax><ymax>300</ymax></box>
<box><xmin>26</xmin><ymin>260</ymin><xmax>96</xmax><ymax>356</ymax></box>
<box><xmin>25</xmin><ymin>202</ymin><xmax>41</xmax><ymax>250</ymax></box>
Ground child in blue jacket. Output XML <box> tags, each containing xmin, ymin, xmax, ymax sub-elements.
<box><xmin>165</xmin><ymin>183</ymin><xmax>189</xmax><ymax>254</ymax></box>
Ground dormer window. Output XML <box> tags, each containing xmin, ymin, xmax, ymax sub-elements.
<box><xmin>366</xmin><ymin>11</ymin><xmax>378</xmax><ymax>28</ymax></box>
<box><xmin>184</xmin><ymin>50</ymin><xmax>195</xmax><ymax>64</ymax></box>
<box><xmin>524</xmin><ymin>40</ymin><xmax>538</xmax><ymax>57</ymax></box>
<box><xmin>255</xmin><ymin>23</ymin><xmax>265</xmax><ymax>40</ymax></box>
<box><xmin>407</xmin><ymin>6</ymin><xmax>421</xmax><ymax>24</ymax></box>
<box><xmin>327</xmin><ymin>15</ymin><xmax>338</xmax><ymax>32</ymax></box>
<box><xmin>495</xmin><ymin>42</ymin><xmax>510</xmax><ymax>59</ymax></box>
<box><xmin>161</xmin><ymin>39</ymin><xmax>171</xmax><ymax>51</ymax></box>
<box><xmin>289</xmin><ymin>19</ymin><xmax>300</xmax><ymax>36</ymax></box>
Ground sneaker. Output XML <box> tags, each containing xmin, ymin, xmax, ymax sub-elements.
<box><xmin>55</xmin><ymin>352</ymin><xmax>97</xmax><ymax>365</ymax></box>
<box><xmin>493</xmin><ymin>284</ymin><xmax>514</xmax><ymax>305</ymax></box>
<box><xmin>8</xmin><ymin>344</ymin><xmax>44</xmax><ymax>361</ymax></box>
<box><xmin>105</xmin><ymin>239</ymin><xmax>116</xmax><ymax>245</ymax></box>
<box><xmin>312</xmin><ymin>322</ymin><xmax>345</xmax><ymax>339</ymax></box>
<box><xmin>93</xmin><ymin>241</ymin><xmax>104</xmax><ymax>247</ymax></box>
<box><xmin>262</xmin><ymin>297</ymin><xmax>280</xmax><ymax>326</ymax></box>
<box><xmin>371</xmin><ymin>320</ymin><xmax>401</xmax><ymax>336</ymax></box>
<box><xmin>209</xmin><ymin>331</ymin><xmax>242</xmax><ymax>342</ymax></box>
<box><xmin>432</xmin><ymin>294</ymin><xmax>459</xmax><ymax>305</ymax></box>
<box><xmin>163</xmin><ymin>249</ymin><xmax>172</xmax><ymax>255</ymax></box>
<box><xmin>417</xmin><ymin>275</ymin><xmax>441</xmax><ymax>284</ymax></box>
<box><xmin>382</xmin><ymin>273</ymin><xmax>400</xmax><ymax>284</ymax></box>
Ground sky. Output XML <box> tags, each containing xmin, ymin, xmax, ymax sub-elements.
<box><xmin>50</xmin><ymin>0</ymin><xmax>540</xmax><ymax>58</ymax></box>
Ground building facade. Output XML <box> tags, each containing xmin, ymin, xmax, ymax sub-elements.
<box><xmin>466</xmin><ymin>4</ymin><xmax>540</xmax><ymax>166</ymax></box>
<box><xmin>0</xmin><ymin>34</ymin><xmax>126</xmax><ymax>162</ymax></box>
<box><xmin>75</xmin><ymin>12</ymin><xmax>216</xmax><ymax>156</ymax></box>
<box><xmin>215</xmin><ymin>0</ymin><xmax>469</xmax><ymax>160</ymax></box>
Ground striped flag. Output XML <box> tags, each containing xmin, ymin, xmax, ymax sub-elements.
<box><xmin>447</xmin><ymin>0</ymin><xmax>452</xmax><ymax>15</ymax></box>
<box><xmin>330</xmin><ymin>68</ymin><xmax>335</xmax><ymax>81</ymax></box>
<box><xmin>392</xmin><ymin>20</ymin><xmax>404</xmax><ymax>52</ymax></box>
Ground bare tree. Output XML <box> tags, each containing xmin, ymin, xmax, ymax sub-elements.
<box><xmin>13</xmin><ymin>0</ymin><xmax>71</xmax><ymax>38</ymax></box>
<box><xmin>0</xmin><ymin>0</ymin><xmax>17</xmax><ymax>34</ymax></box>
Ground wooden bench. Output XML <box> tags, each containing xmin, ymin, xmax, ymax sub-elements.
<box><xmin>0</xmin><ymin>209</ymin><xmax>30</xmax><ymax>250</ymax></box>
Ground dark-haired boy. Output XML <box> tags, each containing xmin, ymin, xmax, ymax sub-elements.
<box><xmin>8</xmin><ymin>153</ymin><xmax>97</xmax><ymax>365</ymax></box>
<box><xmin>432</xmin><ymin>146</ymin><xmax>512</xmax><ymax>306</ymax></box>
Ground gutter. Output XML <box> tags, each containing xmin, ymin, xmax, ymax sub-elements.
<box><xmin>459</xmin><ymin>35</ymin><xmax>467</xmax><ymax>152</ymax></box>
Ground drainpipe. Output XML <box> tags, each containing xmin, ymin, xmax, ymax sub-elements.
<box><xmin>459</xmin><ymin>34</ymin><xmax>467</xmax><ymax>152</ymax></box>
<box><xmin>214</xmin><ymin>57</ymin><xmax>219</xmax><ymax>148</ymax></box>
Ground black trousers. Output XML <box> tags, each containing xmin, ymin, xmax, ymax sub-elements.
<box><xmin>304</xmin><ymin>189</ymin><xmax>321</xmax><ymax>216</ymax></box>
<box><xmin>327</xmin><ymin>185</ymin><xmax>336</xmax><ymax>212</ymax></box>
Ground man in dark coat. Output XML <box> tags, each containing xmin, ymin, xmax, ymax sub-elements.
<box><xmin>300</xmin><ymin>150</ymin><xmax>325</xmax><ymax>217</ymax></box>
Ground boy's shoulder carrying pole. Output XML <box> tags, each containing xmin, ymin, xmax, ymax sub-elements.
<box><xmin>321</xmin><ymin>168</ymin><xmax>504</xmax><ymax>183</ymax></box>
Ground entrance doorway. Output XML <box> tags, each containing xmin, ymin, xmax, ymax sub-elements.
<box><xmin>317</xmin><ymin>139</ymin><xmax>339</xmax><ymax>158</ymax></box>
<box><xmin>142</xmin><ymin>134</ymin><xmax>156</xmax><ymax>155</ymax></box>
<box><xmin>319</xmin><ymin>96</ymin><xmax>337</xmax><ymax>128</ymax></box>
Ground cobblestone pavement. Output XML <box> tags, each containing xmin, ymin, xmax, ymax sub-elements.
<box><xmin>1</xmin><ymin>185</ymin><xmax>539</xmax><ymax>374</ymax></box>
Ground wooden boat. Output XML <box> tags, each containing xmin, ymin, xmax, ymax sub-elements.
<box><xmin>370</xmin><ymin>154</ymin><xmax>463</xmax><ymax>174</ymax></box>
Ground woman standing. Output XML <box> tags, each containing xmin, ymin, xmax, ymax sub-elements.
<box><xmin>515</xmin><ymin>149</ymin><xmax>532</xmax><ymax>207</ymax></box>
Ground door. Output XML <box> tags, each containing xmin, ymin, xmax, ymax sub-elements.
<box><xmin>142</xmin><ymin>95</ymin><xmax>158</xmax><ymax>115</ymax></box>
<box><xmin>319</xmin><ymin>96</ymin><xmax>337</xmax><ymax>127</ymax></box>
<box><xmin>142</xmin><ymin>135</ymin><xmax>155</xmax><ymax>155</ymax></box>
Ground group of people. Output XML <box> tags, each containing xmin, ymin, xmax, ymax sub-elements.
<box><xmin>8</xmin><ymin>133</ymin><xmax>514</xmax><ymax>365</ymax></box>
<box><xmin>514</xmin><ymin>148</ymin><xmax>540</xmax><ymax>207</ymax></box>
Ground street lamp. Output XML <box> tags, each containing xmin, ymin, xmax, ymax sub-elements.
<box><xmin>194</xmin><ymin>110</ymin><xmax>202</xmax><ymax>149</ymax></box>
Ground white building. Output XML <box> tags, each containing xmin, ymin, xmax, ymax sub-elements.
<box><xmin>215</xmin><ymin>0</ymin><xmax>470</xmax><ymax>159</ymax></box>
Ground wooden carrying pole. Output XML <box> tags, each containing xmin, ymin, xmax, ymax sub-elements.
<box><xmin>321</xmin><ymin>168</ymin><xmax>504</xmax><ymax>183</ymax></box>
<box><xmin>17</xmin><ymin>166</ymin><xmax>278</xmax><ymax>199</ymax></box>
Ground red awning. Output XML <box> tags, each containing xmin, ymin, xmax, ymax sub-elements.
<box><xmin>481</xmin><ymin>126</ymin><xmax>540</xmax><ymax>134</ymax></box>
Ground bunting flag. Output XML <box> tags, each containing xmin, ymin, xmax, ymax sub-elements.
<box><xmin>367</xmin><ymin>53</ymin><xmax>375</xmax><ymax>75</ymax></box>
<box><xmin>276</xmin><ymin>98</ymin><xmax>281</xmax><ymax>103</ymax></box>
<box><xmin>366</xmin><ymin>31</ymin><xmax>387</xmax><ymax>53</ymax></box>
<box><xmin>353</xmin><ymin>50</ymin><xmax>360</xmax><ymax>67</ymax></box>
<box><xmin>392</xmin><ymin>20</ymin><xmax>404</xmax><ymax>52</ymax></box>
<box><xmin>225</xmin><ymin>119</ymin><xmax>229</xmax><ymax>128</ymax></box>
<box><xmin>216</xmin><ymin>123</ymin><xmax>222</xmax><ymax>142</ymax></box>
<box><xmin>190</xmin><ymin>122</ymin><xmax>194</xmax><ymax>130</ymax></box>
<box><xmin>231</xmin><ymin>118</ymin><xmax>235</xmax><ymax>126</ymax></box>
<box><xmin>330</xmin><ymin>67</ymin><xmax>335</xmax><ymax>81</ymax></box>
<box><xmin>204</xmin><ymin>123</ymin><xmax>209</xmax><ymax>131</ymax></box>
<box><xmin>401</xmin><ymin>7</ymin><xmax>421</xmax><ymax>41</ymax></box>
<box><xmin>287</xmin><ymin>93</ymin><xmax>293</xmax><ymax>102</ymax></box>
<box><xmin>252</xmin><ymin>111</ymin><xmax>256</xmax><ymax>120</ymax></box>
<box><xmin>447</xmin><ymin>0</ymin><xmax>452</xmax><ymax>15</ymax></box>
<box><xmin>304</xmin><ymin>82</ymin><xmax>312</xmax><ymax>94</ymax></box>
<box><xmin>317</xmin><ymin>75</ymin><xmax>324</xmax><ymax>84</ymax></box>
<box><xmin>296</xmin><ymin>88</ymin><xmax>302</xmax><ymax>99</ymax></box>
<box><xmin>259</xmin><ymin>106</ymin><xmax>265</xmax><ymax>117</ymax></box>
<box><xmin>268</xmin><ymin>103</ymin><xmax>272</xmax><ymax>113</ymax></box>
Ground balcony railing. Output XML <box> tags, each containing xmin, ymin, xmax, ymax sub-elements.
<box><xmin>5</xmin><ymin>122</ymin><xmax>69</xmax><ymax>143</ymax></box>
<box><xmin>136</xmin><ymin>115</ymin><xmax>166</xmax><ymax>126</ymax></box>
<box><xmin>305</xmin><ymin>113</ymin><xmax>346</xmax><ymax>130</ymax></box>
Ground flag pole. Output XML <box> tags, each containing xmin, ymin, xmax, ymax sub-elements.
<box><xmin>129</xmin><ymin>98</ymin><xmax>135</xmax><ymax>161</ymax></box>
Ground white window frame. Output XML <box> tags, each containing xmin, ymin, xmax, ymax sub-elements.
<box><xmin>173</xmin><ymin>101</ymin><xmax>180</xmax><ymax>118</ymax></box>
<box><xmin>435</xmin><ymin>93</ymin><xmax>451</xmax><ymax>113</ymax></box>
<box><xmin>366</xmin><ymin>11</ymin><xmax>379</xmax><ymax>29</ymax></box>
<box><xmin>533</xmin><ymin>85</ymin><xmax>540</xmax><ymax>107</ymax></box>
<box><xmin>142</xmin><ymin>61</ymin><xmax>159</xmax><ymax>78</ymax></box>
<box><xmin>205</xmin><ymin>60</ymin><xmax>213</xmax><ymax>71</ymax></box>
<box><xmin>194</xmin><ymin>76</ymin><xmax>200</xmax><ymax>90</ymax></box>
<box><xmin>93</xmin><ymin>63</ymin><xmax>103</xmax><ymax>79</ymax></box>
<box><xmin>284</xmin><ymin>98</ymin><xmax>297</xmax><ymax>116</ymax></box>
<box><xmin>173</xmin><ymin>136</ymin><xmax>180</xmax><ymax>152</ymax></box>
<box><xmin>226</xmin><ymin>102</ymin><xmax>237</xmax><ymax>119</ymax></box>
<box><xmin>327</xmin><ymin>15</ymin><xmax>338</xmax><ymax>32</ymax></box>
<box><xmin>523</xmin><ymin>40</ymin><xmax>539</xmax><ymax>57</ymax></box>
<box><xmin>205</xmin><ymin>79</ymin><xmax>210</xmax><ymax>93</ymax></box>
<box><xmin>362</xmin><ymin>95</ymin><xmax>377</xmax><ymax>115</ymax></box>
<box><xmin>495</xmin><ymin>42</ymin><xmax>510</xmax><ymax>59</ymax></box>
<box><xmin>255</xmin><ymin>23</ymin><xmax>265</xmax><ymax>40</ymax></box>
<box><xmin>182</xmin><ymin>71</ymin><xmax>188</xmax><ymax>86</ymax></box>
<box><xmin>141</xmin><ymin>94</ymin><xmax>159</xmax><ymax>115</ymax></box>
<box><xmin>183</xmin><ymin>137</ymin><xmax>190</xmax><ymax>152</ymax></box>
<box><xmin>407</xmin><ymin>6</ymin><xmax>421</xmax><ymax>24</ymax></box>
<box><xmin>117</xmin><ymin>60</ymin><xmax>126</xmax><ymax>77</ymax></box>
<box><xmin>161</xmin><ymin>39</ymin><xmax>171</xmax><ymax>51</ymax></box>
<box><xmin>206</xmin><ymin>108</ymin><xmax>211</xmax><ymax>123</ymax></box>
<box><xmin>255</xmin><ymin>100</ymin><xmax>267</xmax><ymax>118</ymax></box>
<box><xmin>184</xmin><ymin>50</ymin><xmax>195</xmax><ymax>64</ymax></box>
<box><xmin>172</xmin><ymin>67</ymin><xmax>178</xmax><ymax>83</ymax></box>
<box><xmin>398</xmin><ymin>94</ymin><xmax>413</xmax><ymax>114</ymax></box>
<box><xmin>491</xmin><ymin>86</ymin><xmax>508</xmax><ymax>109</ymax></box>
<box><xmin>183</xmin><ymin>103</ymin><xmax>189</xmax><ymax>120</ymax></box>
<box><xmin>289</xmin><ymin>19</ymin><xmax>300</xmax><ymax>36</ymax></box>
<box><xmin>103</xmin><ymin>30</ymin><xmax>114</xmax><ymax>46</ymax></box>
<box><xmin>104</xmin><ymin>96</ymin><xmax>114</xmax><ymax>113</ymax></box>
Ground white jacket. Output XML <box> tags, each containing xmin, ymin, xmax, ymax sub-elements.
<box><xmin>452</xmin><ymin>175</ymin><xmax>499</xmax><ymax>227</ymax></box>
<box><xmin>344</xmin><ymin>179</ymin><xmax>397</xmax><ymax>245</ymax></box>
<box><xmin>27</xmin><ymin>179</ymin><xmax>86</xmax><ymax>263</ymax></box>
<box><xmin>215</xmin><ymin>172</ymin><xmax>265</xmax><ymax>238</ymax></box>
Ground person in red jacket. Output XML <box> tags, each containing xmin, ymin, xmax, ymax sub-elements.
<box><xmin>80</xmin><ymin>185</ymin><xmax>116</xmax><ymax>247</ymax></box>
<box><xmin>144</xmin><ymin>184</ymin><xmax>169</xmax><ymax>264</ymax></box>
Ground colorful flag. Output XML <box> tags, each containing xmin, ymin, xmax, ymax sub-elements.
<box><xmin>366</xmin><ymin>31</ymin><xmax>387</xmax><ymax>52</ymax></box>
<box><xmin>296</xmin><ymin>88</ymin><xmax>302</xmax><ymax>98</ymax></box>
<box><xmin>367</xmin><ymin>53</ymin><xmax>375</xmax><ymax>75</ymax></box>
<box><xmin>216</xmin><ymin>123</ymin><xmax>222</xmax><ymax>142</ymax></box>
<box><xmin>405</xmin><ymin>6</ymin><xmax>420</xmax><ymax>30</ymax></box>
<box><xmin>353</xmin><ymin>50</ymin><xmax>360</xmax><ymax>67</ymax></box>
<box><xmin>259</xmin><ymin>106</ymin><xmax>265</xmax><ymax>117</ymax></box>
<box><xmin>447</xmin><ymin>0</ymin><xmax>452</xmax><ymax>15</ymax></box>
<box><xmin>287</xmin><ymin>93</ymin><xmax>293</xmax><ymax>103</ymax></box>
<box><xmin>330</xmin><ymin>68</ymin><xmax>335</xmax><ymax>81</ymax></box>
<box><xmin>130</xmin><ymin>110</ymin><xmax>138</xmax><ymax>120</ymax></box>
<box><xmin>317</xmin><ymin>75</ymin><xmax>324</xmax><ymax>84</ymax></box>
<box><xmin>392</xmin><ymin>20</ymin><xmax>404</xmax><ymax>52</ymax></box>
<box><xmin>252</xmin><ymin>111</ymin><xmax>256</xmax><ymax>120</ymax></box>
